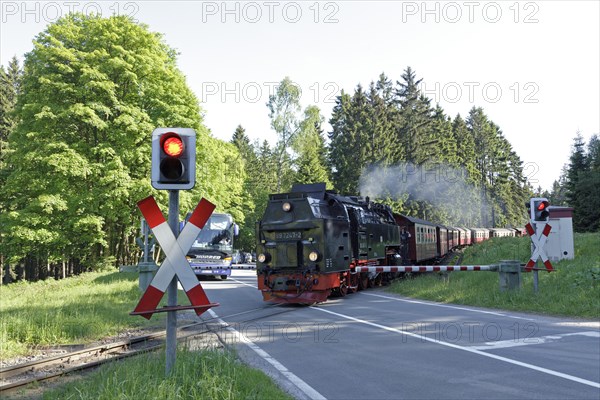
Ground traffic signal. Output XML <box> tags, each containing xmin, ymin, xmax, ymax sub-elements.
<box><xmin>151</xmin><ymin>128</ymin><xmax>196</xmax><ymax>190</ymax></box>
<box><xmin>530</xmin><ymin>197</ymin><xmax>550</xmax><ymax>222</ymax></box>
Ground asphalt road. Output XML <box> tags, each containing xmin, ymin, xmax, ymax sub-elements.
<box><xmin>197</xmin><ymin>269</ymin><xmax>600</xmax><ymax>400</ymax></box>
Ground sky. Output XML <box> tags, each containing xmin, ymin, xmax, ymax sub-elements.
<box><xmin>1</xmin><ymin>0</ymin><xmax>599</xmax><ymax>191</ymax></box>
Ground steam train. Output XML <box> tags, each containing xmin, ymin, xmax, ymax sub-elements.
<box><xmin>255</xmin><ymin>183</ymin><xmax>519</xmax><ymax>303</ymax></box>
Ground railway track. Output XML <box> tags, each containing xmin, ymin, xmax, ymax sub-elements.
<box><xmin>0</xmin><ymin>303</ymin><xmax>294</xmax><ymax>395</ymax></box>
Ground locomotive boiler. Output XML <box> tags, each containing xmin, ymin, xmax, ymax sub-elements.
<box><xmin>255</xmin><ymin>183</ymin><xmax>402</xmax><ymax>303</ymax></box>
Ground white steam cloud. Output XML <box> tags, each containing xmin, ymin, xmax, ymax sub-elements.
<box><xmin>359</xmin><ymin>163</ymin><xmax>486</xmax><ymax>226</ymax></box>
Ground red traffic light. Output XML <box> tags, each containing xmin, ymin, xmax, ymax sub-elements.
<box><xmin>151</xmin><ymin>128</ymin><xmax>196</xmax><ymax>190</ymax></box>
<box><xmin>537</xmin><ymin>201</ymin><xmax>548</xmax><ymax>211</ymax></box>
<box><xmin>162</xmin><ymin>134</ymin><xmax>184</xmax><ymax>157</ymax></box>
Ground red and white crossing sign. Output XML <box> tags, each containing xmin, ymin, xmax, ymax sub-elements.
<box><xmin>132</xmin><ymin>196</ymin><xmax>218</xmax><ymax>319</ymax></box>
<box><xmin>525</xmin><ymin>222</ymin><xmax>554</xmax><ymax>272</ymax></box>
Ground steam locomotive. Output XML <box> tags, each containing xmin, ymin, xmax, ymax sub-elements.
<box><xmin>255</xmin><ymin>183</ymin><xmax>516</xmax><ymax>304</ymax></box>
<box><xmin>255</xmin><ymin>183</ymin><xmax>405</xmax><ymax>303</ymax></box>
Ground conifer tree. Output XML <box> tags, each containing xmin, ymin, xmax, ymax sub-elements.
<box><xmin>366</xmin><ymin>79</ymin><xmax>398</xmax><ymax>165</ymax></box>
<box><xmin>0</xmin><ymin>56</ymin><xmax>22</xmax><ymax>283</ymax></box>
<box><xmin>395</xmin><ymin>67</ymin><xmax>434</xmax><ymax>165</ymax></box>
<box><xmin>565</xmin><ymin>133</ymin><xmax>599</xmax><ymax>231</ymax></box>
<box><xmin>328</xmin><ymin>87</ymin><xmax>371</xmax><ymax>194</ymax></box>
<box><xmin>294</xmin><ymin>105</ymin><xmax>331</xmax><ymax>187</ymax></box>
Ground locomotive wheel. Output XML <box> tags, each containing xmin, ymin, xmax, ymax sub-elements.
<box><xmin>332</xmin><ymin>284</ymin><xmax>348</xmax><ymax>297</ymax></box>
<box><xmin>358</xmin><ymin>274</ymin><xmax>369</xmax><ymax>290</ymax></box>
<box><xmin>348</xmin><ymin>273</ymin><xmax>358</xmax><ymax>293</ymax></box>
<box><xmin>371</xmin><ymin>274</ymin><xmax>382</xmax><ymax>287</ymax></box>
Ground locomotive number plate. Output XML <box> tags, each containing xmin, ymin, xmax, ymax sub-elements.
<box><xmin>275</xmin><ymin>231</ymin><xmax>302</xmax><ymax>239</ymax></box>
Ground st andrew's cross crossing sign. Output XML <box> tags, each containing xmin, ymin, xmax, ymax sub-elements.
<box><xmin>525</xmin><ymin>222</ymin><xmax>554</xmax><ymax>272</ymax></box>
<box><xmin>132</xmin><ymin>196</ymin><xmax>218</xmax><ymax>319</ymax></box>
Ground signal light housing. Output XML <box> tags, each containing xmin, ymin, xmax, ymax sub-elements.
<box><xmin>151</xmin><ymin>128</ymin><xmax>196</xmax><ymax>190</ymax></box>
<box><xmin>530</xmin><ymin>197</ymin><xmax>550</xmax><ymax>222</ymax></box>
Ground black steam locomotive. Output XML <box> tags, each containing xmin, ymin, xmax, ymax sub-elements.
<box><xmin>255</xmin><ymin>183</ymin><xmax>403</xmax><ymax>303</ymax></box>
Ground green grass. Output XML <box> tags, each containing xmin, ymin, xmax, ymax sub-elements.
<box><xmin>1</xmin><ymin>271</ymin><xmax>292</xmax><ymax>399</ymax></box>
<box><xmin>40</xmin><ymin>347</ymin><xmax>292</xmax><ymax>400</ymax></box>
<box><xmin>0</xmin><ymin>270</ymin><xmax>179</xmax><ymax>360</ymax></box>
<box><xmin>388</xmin><ymin>232</ymin><xmax>600</xmax><ymax>318</ymax></box>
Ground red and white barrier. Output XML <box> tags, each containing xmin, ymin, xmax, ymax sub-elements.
<box><xmin>353</xmin><ymin>265</ymin><xmax>494</xmax><ymax>273</ymax></box>
<box><xmin>193</xmin><ymin>265</ymin><xmax>257</xmax><ymax>270</ymax></box>
<box><xmin>133</xmin><ymin>196</ymin><xmax>216</xmax><ymax>319</ymax></box>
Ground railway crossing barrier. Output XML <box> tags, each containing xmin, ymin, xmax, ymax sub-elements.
<box><xmin>193</xmin><ymin>264</ymin><xmax>256</xmax><ymax>270</ymax></box>
<box><xmin>353</xmin><ymin>261</ymin><xmax>522</xmax><ymax>291</ymax></box>
<box><xmin>353</xmin><ymin>265</ymin><xmax>494</xmax><ymax>273</ymax></box>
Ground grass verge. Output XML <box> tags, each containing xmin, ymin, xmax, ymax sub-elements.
<box><xmin>0</xmin><ymin>270</ymin><xmax>189</xmax><ymax>360</ymax></box>
<box><xmin>35</xmin><ymin>347</ymin><xmax>292</xmax><ymax>400</ymax></box>
<box><xmin>387</xmin><ymin>232</ymin><xmax>600</xmax><ymax>318</ymax></box>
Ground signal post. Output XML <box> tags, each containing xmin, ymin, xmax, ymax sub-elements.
<box><xmin>131</xmin><ymin>128</ymin><xmax>218</xmax><ymax>376</ymax></box>
<box><xmin>526</xmin><ymin>197</ymin><xmax>553</xmax><ymax>292</ymax></box>
<box><xmin>155</xmin><ymin>128</ymin><xmax>195</xmax><ymax>375</ymax></box>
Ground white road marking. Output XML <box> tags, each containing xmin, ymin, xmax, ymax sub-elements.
<box><xmin>470</xmin><ymin>331</ymin><xmax>600</xmax><ymax>350</ymax></box>
<box><xmin>207</xmin><ymin>309</ymin><xmax>326</xmax><ymax>400</ymax></box>
<box><xmin>362</xmin><ymin>292</ymin><xmax>537</xmax><ymax>320</ymax></box>
<box><xmin>557</xmin><ymin>321</ymin><xmax>600</xmax><ymax>329</ymax></box>
<box><xmin>311</xmin><ymin>306</ymin><xmax>600</xmax><ymax>389</ymax></box>
<box><xmin>231</xmin><ymin>277</ymin><xmax>259</xmax><ymax>289</ymax></box>
<box><xmin>225</xmin><ymin>276</ymin><xmax>599</xmax><ymax>387</ymax></box>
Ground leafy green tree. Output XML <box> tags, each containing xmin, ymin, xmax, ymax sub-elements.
<box><xmin>0</xmin><ymin>14</ymin><xmax>244</xmax><ymax>279</ymax></box>
<box><xmin>266</xmin><ymin>77</ymin><xmax>301</xmax><ymax>192</ymax></box>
